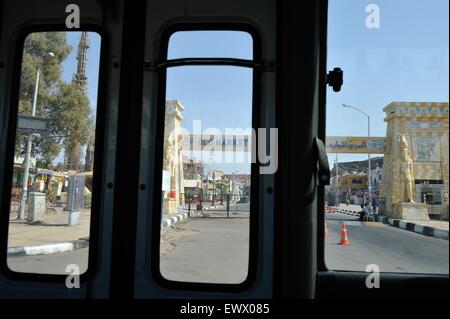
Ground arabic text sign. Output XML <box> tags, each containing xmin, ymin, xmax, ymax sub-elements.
<box><xmin>182</xmin><ymin>134</ymin><xmax>252</xmax><ymax>152</ymax></box>
<box><xmin>326</xmin><ymin>136</ymin><xmax>386</xmax><ymax>154</ymax></box>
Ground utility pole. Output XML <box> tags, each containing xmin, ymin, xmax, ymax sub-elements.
<box><xmin>342</xmin><ymin>104</ymin><xmax>372</xmax><ymax>209</ymax></box>
<box><xmin>335</xmin><ymin>153</ymin><xmax>339</xmax><ymax>207</ymax></box>
<box><xmin>18</xmin><ymin>67</ymin><xmax>40</xmax><ymax>220</ymax></box>
<box><xmin>18</xmin><ymin>52</ymin><xmax>55</xmax><ymax>220</ymax></box>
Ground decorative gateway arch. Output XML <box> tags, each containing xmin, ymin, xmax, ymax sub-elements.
<box><xmin>162</xmin><ymin>101</ymin><xmax>255</xmax><ymax>215</ymax></box>
<box><xmin>163</xmin><ymin>100</ymin><xmax>449</xmax><ymax>219</ymax></box>
<box><xmin>326</xmin><ymin>102</ymin><xmax>449</xmax><ymax>220</ymax></box>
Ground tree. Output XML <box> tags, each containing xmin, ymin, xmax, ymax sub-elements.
<box><xmin>216</xmin><ymin>178</ymin><xmax>231</xmax><ymax>205</ymax></box>
<box><xmin>17</xmin><ymin>32</ymin><xmax>93</xmax><ymax>170</ymax></box>
<box><xmin>17</xmin><ymin>32</ymin><xmax>72</xmax><ymax>164</ymax></box>
<box><xmin>52</xmin><ymin>82</ymin><xmax>92</xmax><ymax>170</ymax></box>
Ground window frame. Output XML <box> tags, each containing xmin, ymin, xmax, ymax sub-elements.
<box><xmin>149</xmin><ymin>23</ymin><xmax>262</xmax><ymax>293</ymax></box>
<box><xmin>317</xmin><ymin>0</ymin><xmax>450</xmax><ymax>289</ymax></box>
<box><xmin>0</xmin><ymin>25</ymin><xmax>108</xmax><ymax>284</ymax></box>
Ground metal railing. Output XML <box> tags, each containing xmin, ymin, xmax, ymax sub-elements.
<box><xmin>179</xmin><ymin>192</ymin><xmax>250</xmax><ymax>218</ymax></box>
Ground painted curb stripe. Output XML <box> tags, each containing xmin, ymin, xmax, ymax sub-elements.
<box><xmin>24</xmin><ymin>243</ymin><xmax>74</xmax><ymax>256</ymax></box>
<box><xmin>7</xmin><ymin>247</ymin><xmax>25</xmax><ymax>256</ymax></box>
<box><xmin>433</xmin><ymin>229</ymin><xmax>449</xmax><ymax>240</ymax></box>
<box><xmin>414</xmin><ymin>224</ymin><xmax>424</xmax><ymax>233</ymax></box>
<box><xmin>422</xmin><ymin>226</ymin><xmax>434</xmax><ymax>237</ymax></box>
<box><xmin>8</xmin><ymin>239</ymin><xmax>89</xmax><ymax>257</ymax></box>
<box><xmin>371</xmin><ymin>215</ymin><xmax>448</xmax><ymax>240</ymax></box>
<box><xmin>405</xmin><ymin>223</ymin><xmax>416</xmax><ymax>232</ymax></box>
<box><xmin>161</xmin><ymin>212</ymin><xmax>190</xmax><ymax>229</ymax></box>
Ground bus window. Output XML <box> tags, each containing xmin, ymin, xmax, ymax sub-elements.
<box><xmin>325</xmin><ymin>0</ymin><xmax>449</xmax><ymax>274</ymax></box>
<box><xmin>6</xmin><ymin>31</ymin><xmax>102</xmax><ymax>275</ymax></box>
<box><xmin>158</xmin><ymin>31</ymin><xmax>254</xmax><ymax>284</ymax></box>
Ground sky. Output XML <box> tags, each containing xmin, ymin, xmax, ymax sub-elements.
<box><xmin>59</xmin><ymin>32</ymin><xmax>101</xmax><ymax>164</ymax></box>
<box><xmin>62</xmin><ymin>32</ymin><xmax>101</xmax><ymax>113</ymax></box>
<box><xmin>57</xmin><ymin>0</ymin><xmax>449</xmax><ymax>174</ymax></box>
<box><xmin>326</xmin><ymin>0</ymin><xmax>449</xmax><ymax>166</ymax></box>
<box><xmin>166</xmin><ymin>31</ymin><xmax>254</xmax><ymax>174</ymax></box>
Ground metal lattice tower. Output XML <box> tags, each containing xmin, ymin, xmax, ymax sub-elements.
<box><xmin>73</xmin><ymin>32</ymin><xmax>89</xmax><ymax>92</ymax></box>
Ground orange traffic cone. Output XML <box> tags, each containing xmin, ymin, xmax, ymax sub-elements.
<box><xmin>324</xmin><ymin>222</ymin><xmax>329</xmax><ymax>237</ymax></box>
<box><xmin>339</xmin><ymin>224</ymin><xmax>350</xmax><ymax>245</ymax></box>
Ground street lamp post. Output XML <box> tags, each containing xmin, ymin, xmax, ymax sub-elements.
<box><xmin>342</xmin><ymin>104</ymin><xmax>372</xmax><ymax>209</ymax></box>
<box><xmin>232</xmin><ymin>171</ymin><xmax>239</xmax><ymax>213</ymax></box>
<box><xmin>18</xmin><ymin>52</ymin><xmax>55</xmax><ymax>221</ymax></box>
<box><xmin>212</xmin><ymin>171</ymin><xmax>216</xmax><ymax>206</ymax></box>
<box><xmin>335</xmin><ymin>154</ymin><xmax>339</xmax><ymax>206</ymax></box>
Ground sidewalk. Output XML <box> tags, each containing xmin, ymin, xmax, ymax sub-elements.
<box><xmin>162</xmin><ymin>211</ymin><xmax>189</xmax><ymax>228</ymax></box>
<box><xmin>374</xmin><ymin>215</ymin><xmax>449</xmax><ymax>240</ymax></box>
<box><xmin>161</xmin><ymin>203</ymin><xmax>234</xmax><ymax>228</ymax></box>
<box><xmin>8</xmin><ymin>208</ymin><xmax>90</xmax><ymax>256</ymax></box>
<box><xmin>328</xmin><ymin>205</ymin><xmax>449</xmax><ymax>240</ymax></box>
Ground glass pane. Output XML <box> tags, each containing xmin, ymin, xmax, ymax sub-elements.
<box><xmin>7</xmin><ymin>31</ymin><xmax>101</xmax><ymax>275</ymax></box>
<box><xmin>325</xmin><ymin>0</ymin><xmax>449</xmax><ymax>274</ymax></box>
<box><xmin>159</xmin><ymin>64</ymin><xmax>253</xmax><ymax>284</ymax></box>
<box><xmin>168</xmin><ymin>31</ymin><xmax>253</xmax><ymax>60</ymax></box>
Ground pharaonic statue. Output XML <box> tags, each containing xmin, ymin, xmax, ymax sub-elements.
<box><xmin>398</xmin><ymin>134</ymin><xmax>415</xmax><ymax>203</ymax></box>
<box><xmin>163</xmin><ymin>137</ymin><xmax>174</xmax><ymax>175</ymax></box>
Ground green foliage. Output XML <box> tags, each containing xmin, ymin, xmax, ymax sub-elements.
<box><xmin>52</xmin><ymin>82</ymin><xmax>92</xmax><ymax>158</ymax></box>
<box><xmin>44</xmin><ymin>188</ymin><xmax>54</xmax><ymax>204</ymax></box>
<box><xmin>16</xmin><ymin>32</ymin><xmax>93</xmax><ymax>166</ymax></box>
<box><xmin>215</xmin><ymin>178</ymin><xmax>231</xmax><ymax>202</ymax></box>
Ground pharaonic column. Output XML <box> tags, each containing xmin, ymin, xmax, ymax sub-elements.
<box><xmin>162</xmin><ymin>100</ymin><xmax>185</xmax><ymax>215</ymax></box>
<box><xmin>379</xmin><ymin>102</ymin><xmax>449</xmax><ymax>220</ymax></box>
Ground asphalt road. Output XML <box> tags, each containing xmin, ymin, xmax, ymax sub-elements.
<box><xmin>325</xmin><ymin>213</ymin><xmax>449</xmax><ymax>274</ymax></box>
<box><xmin>8</xmin><ymin>217</ymin><xmax>250</xmax><ymax>281</ymax></box>
<box><xmin>8</xmin><ymin>248</ymin><xmax>88</xmax><ymax>275</ymax></box>
<box><xmin>160</xmin><ymin>217</ymin><xmax>249</xmax><ymax>284</ymax></box>
<box><xmin>8</xmin><ymin>211</ymin><xmax>448</xmax><ymax>277</ymax></box>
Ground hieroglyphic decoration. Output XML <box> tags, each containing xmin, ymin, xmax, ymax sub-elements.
<box><xmin>406</xmin><ymin>121</ymin><xmax>441</xmax><ymax>129</ymax></box>
<box><xmin>413</xmin><ymin>136</ymin><xmax>440</xmax><ymax>162</ymax></box>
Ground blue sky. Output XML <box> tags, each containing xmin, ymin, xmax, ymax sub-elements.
<box><xmin>59</xmin><ymin>32</ymin><xmax>100</xmax><ymax>164</ymax></box>
<box><xmin>62</xmin><ymin>32</ymin><xmax>101</xmax><ymax>113</ymax></box>
<box><xmin>166</xmin><ymin>31</ymin><xmax>254</xmax><ymax>174</ymax></box>
<box><xmin>327</xmin><ymin>0</ymin><xmax>449</xmax><ymax>165</ymax></box>
<box><xmin>59</xmin><ymin>0</ymin><xmax>449</xmax><ymax>174</ymax></box>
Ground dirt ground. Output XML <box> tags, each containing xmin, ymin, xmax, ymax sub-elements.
<box><xmin>160</xmin><ymin>223</ymin><xmax>201</xmax><ymax>256</ymax></box>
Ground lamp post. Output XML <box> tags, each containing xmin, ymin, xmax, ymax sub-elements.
<box><xmin>212</xmin><ymin>171</ymin><xmax>216</xmax><ymax>206</ymax></box>
<box><xmin>18</xmin><ymin>52</ymin><xmax>55</xmax><ymax>221</ymax></box>
<box><xmin>232</xmin><ymin>171</ymin><xmax>239</xmax><ymax>213</ymax></box>
<box><xmin>342</xmin><ymin>104</ymin><xmax>372</xmax><ymax>209</ymax></box>
<box><xmin>335</xmin><ymin>154</ymin><xmax>339</xmax><ymax>207</ymax></box>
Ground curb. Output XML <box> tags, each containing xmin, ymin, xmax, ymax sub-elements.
<box><xmin>8</xmin><ymin>238</ymin><xmax>89</xmax><ymax>257</ymax></box>
<box><xmin>374</xmin><ymin>215</ymin><xmax>449</xmax><ymax>240</ymax></box>
<box><xmin>203</xmin><ymin>205</ymin><xmax>225</xmax><ymax>211</ymax></box>
<box><xmin>161</xmin><ymin>212</ymin><xmax>188</xmax><ymax>229</ymax></box>
<box><xmin>328</xmin><ymin>206</ymin><xmax>359</xmax><ymax>217</ymax></box>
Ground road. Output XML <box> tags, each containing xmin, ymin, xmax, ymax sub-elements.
<box><xmin>160</xmin><ymin>218</ymin><xmax>249</xmax><ymax>284</ymax></box>
<box><xmin>8</xmin><ymin>217</ymin><xmax>250</xmax><ymax>282</ymax></box>
<box><xmin>7</xmin><ymin>211</ymin><xmax>448</xmax><ymax>277</ymax></box>
<box><xmin>325</xmin><ymin>213</ymin><xmax>449</xmax><ymax>274</ymax></box>
<box><xmin>8</xmin><ymin>248</ymin><xmax>88</xmax><ymax>275</ymax></box>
